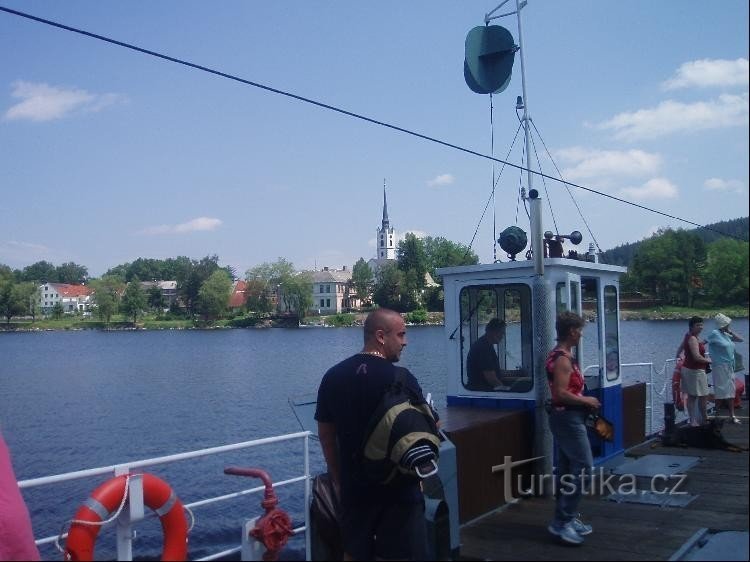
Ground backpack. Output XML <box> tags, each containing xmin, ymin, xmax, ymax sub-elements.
<box><xmin>360</xmin><ymin>367</ymin><xmax>441</xmax><ymax>484</ymax></box>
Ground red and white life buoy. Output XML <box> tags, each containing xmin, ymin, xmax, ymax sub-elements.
<box><xmin>672</xmin><ymin>358</ymin><xmax>685</xmax><ymax>412</ymax></box>
<box><xmin>64</xmin><ymin>473</ymin><xmax>188</xmax><ymax>561</ymax></box>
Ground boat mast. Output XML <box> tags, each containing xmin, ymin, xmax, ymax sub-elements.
<box><xmin>486</xmin><ymin>0</ymin><xmax>541</xmax><ymax>275</ymax></box>
<box><xmin>486</xmin><ymin>0</ymin><xmax>554</xmax><ymax>490</ymax></box>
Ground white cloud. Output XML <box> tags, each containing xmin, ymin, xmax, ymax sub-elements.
<box><xmin>703</xmin><ymin>177</ymin><xmax>745</xmax><ymax>193</ymax></box>
<box><xmin>556</xmin><ymin>147</ymin><xmax>662</xmax><ymax>181</ymax></box>
<box><xmin>427</xmin><ymin>173</ymin><xmax>455</xmax><ymax>187</ymax></box>
<box><xmin>3</xmin><ymin>80</ymin><xmax>125</xmax><ymax>122</ymax></box>
<box><xmin>597</xmin><ymin>93</ymin><xmax>749</xmax><ymax>141</ymax></box>
<box><xmin>139</xmin><ymin>217</ymin><xmax>222</xmax><ymax>235</ymax></box>
<box><xmin>398</xmin><ymin>229</ymin><xmax>428</xmax><ymax>242</ymax></box>
<box><xmin>0</xmin><ymin>240</ymin><xmax>51</xmax><ymax>265</ymax></box>
<box><xmin>662</xmin><ymin>58</ymin><xmax>749</xmax><ymax>90</ymax></box>
<box><xmin>619</xmin><ymin>178</ymin><xmax>678</xmax><ymax>200</ymax></box>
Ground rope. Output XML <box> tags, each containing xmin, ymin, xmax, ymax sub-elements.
<box><xmin>55</xmin><ymin>475</ymin><xmax>132</xmax><ymax>554</ymax></box>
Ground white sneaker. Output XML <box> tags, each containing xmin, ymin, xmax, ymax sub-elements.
<box><xmin>571</xmin><ymin>517</ymin><xmax>593</xmax><ymax>536</ymax></box>
<box><xmin>731</xmin><ymin>416</ymin><xmax>741</xmax><ymax>424</ymax></box>
<box><xmin>548</xmin><ymin>521</ymin><xmax>584</xmax><ymax>545</ymax></box>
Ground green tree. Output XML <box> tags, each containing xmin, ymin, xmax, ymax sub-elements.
<box><xmin>0</xmin><ymin>279</ymin><xmax>28</xmax><ymax>323</ymax></box>
<box><xmin>628</xmin><ymin>229</ymin><xmax>706</xmax><ymax>306</ymax></box>
<box><xmin>352</xmin><ymin>258</ymin><xmax>374</xmax><ymax>304</ymax></box>
<box><xmin>703</xmin><ymin>238</ymin><xmax>749</xmax><ymax>305</ymax></box>
<box><xmin>180</xmin><ymin>255</ymin><xmax>222</xmax><ymax>318</ymax></box>
<box><xmin>372</xmin><ymin>263</ymin><xmax>405</xmax><ymax>311</ymax></box>
<box><xmin>397</xmin><ymin>233</ymin><xmax>428</xmax><ymax>291</ymax></box>
<box><xmin>91</xmin><ymin>276</ymin><xmax>123</xmax><ymax>323</ymax></box>
<box><xmin>147</xmin><ymin>285</ymin><xmax>166</xmax><ymax>311</ymax></box>
<box><xmin>55</xmin><ymin>262</ymin><xmax>89</xmax><ymax>284</ymax></box>
<box><xmin>423</xmin><ymin>236</ymin><xmax>479</xmax><ymax>281</ymax></box>
<box><xmin>121</xmin><ymin>279</ymin><xmax>147</xmax><ymax>323</ymax></box>
<box><xmin>279</xmin><ymin>272</ymin><xmax>313</xmax><ymax>317</ymax></box>
<box><xmin>245</xmin><ymin>258</ymin><xmax>297</xmax><ymax>312</ymax></box>
<box><xmin>51</xmin><ymin>302</ymin><xmax>64</xmax><ymax>320</ymax></box>
<box><xmin>20</xmin><ymin>260</ymin><xmax>58</xmax><ymax>283</ymax></box>
<box><xmin>197</xmin><ymin>270</ymin><xmax>232</xmax><ymax>320</ymax></box>
<box><xmin>245</xmin><ymin>278</ymin><xmax>273</xmax><ymax>313</ymax></box>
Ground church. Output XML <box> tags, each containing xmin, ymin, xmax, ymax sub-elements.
<box><xmin>367</xmin><ymin>184</ymin><xmax>397</xmax><ymax>274</ymax></box>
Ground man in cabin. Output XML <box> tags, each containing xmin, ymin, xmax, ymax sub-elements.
<box><xmin>466</xmin><ymin>318</ymin><xmax>508</xmax><ymax>391</ymax></box>
<box><xmin>315</xmin><ymin>308</ymin><xmax>431</xmax><ymax>561</ymax></box>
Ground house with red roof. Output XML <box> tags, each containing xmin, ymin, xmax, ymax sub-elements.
<box><xmin>39</xmin><ymin>283</ymin><xmax>94</xmax><ymax>314</ymax></box>
<box><xmin>228</xmin><ymin>280</ymin><xmax>248</xmax><ymax>311</ymax></box>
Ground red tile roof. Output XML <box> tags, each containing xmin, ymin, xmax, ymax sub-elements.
<box><xmin>229</xmin><ymin>280</ymin><xmax>248</xmax><ymax>308</ymax></box>
<box><xmin>54</xmin><ymin>284</ymin><xmax>94</xmax><ymax>297</ymax></box>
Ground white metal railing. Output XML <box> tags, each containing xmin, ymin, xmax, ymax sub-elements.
<box><xmin>583</xmin><ymin>359</ymin><xmax>687</xmax><ymax>436</ymax></box>
<box><xmin>18</xmin><ymin>431</ymin><xmax>313</xmax><ymax>561</ymax></box>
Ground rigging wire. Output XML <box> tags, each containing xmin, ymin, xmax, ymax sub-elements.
<box><xmin>463</xmin><ymin>122</ymin><xmax>523</xmax><ymax>259</ymax></box>
<box><xmin>529</xmin><ymin>131</ymin><xmax>559</xmax><ymax>234</ymax></box>
<box><xmin>531</xmin><ymin>119</ymin><xmax>602</xmax><ymax>251</ymax></box>
<box><xmin>1</xmin><ymin>5</ymin><xmax>746</xmax><ymax>243</ymax></box>
<box><xmin>491</xmin><ymin>93</ymin><xmax>497</xmax><ymax>262</ymax></box>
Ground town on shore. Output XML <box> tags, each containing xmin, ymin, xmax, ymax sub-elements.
<box><xmin>1</xmin><ymin>197</ymin><xmax>747</xmax><ymax>331</ymax></box>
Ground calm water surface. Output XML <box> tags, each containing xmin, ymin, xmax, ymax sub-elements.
<box><xmin>1</xmin><ymin>319</ymin><xmax>747</xmax><ymax>558</ymax></box>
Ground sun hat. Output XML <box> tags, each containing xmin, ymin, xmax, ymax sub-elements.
<box><xmin>715</xmin><ymin>313</ymin><xmax>731</xmax><ymax>329</ymax></box>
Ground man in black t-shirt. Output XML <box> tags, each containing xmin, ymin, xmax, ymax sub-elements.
<box><xmin>466</xmin><ymin>318</ymin><xmax>507</xmax><ymax>391</ymax></box>
<box><xmin>314</xmin><ymin>308</ymin><xmax>429</xmax><ymax>561</ymax></box>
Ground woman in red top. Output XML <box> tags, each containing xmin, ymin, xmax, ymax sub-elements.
<box><xmin>675</xmin><ymin>316</ymin><xmax>711</xmax><ymax>426</ymax></box>
<box><xmin>545</xmin><ymin>311</ymin><xmax>601</xmax><ymax>546</ymax></box>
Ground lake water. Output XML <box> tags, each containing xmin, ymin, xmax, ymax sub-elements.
<box><xmin>1</xmin><ymin>319</ymin><xmax>747</xmax><ymax>558</ymax></box>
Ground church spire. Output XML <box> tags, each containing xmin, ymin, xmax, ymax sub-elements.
<box><xmin>382</xmin><ymin>179</ymin><xmax>389</xmax><ymax>228</ymax></box>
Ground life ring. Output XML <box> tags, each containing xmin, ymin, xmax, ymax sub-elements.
<box><xmin>64</xmin><ymin>473</ymin><xmax>188</xmax><ymax>561</ymax></box>
<box><xmin>672</xmin><ymin>359</ymin><xmax>685</xmax><ymax>412</ymax></box>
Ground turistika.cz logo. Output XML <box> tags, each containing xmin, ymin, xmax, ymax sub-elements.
<box><xmin>492</xmin><ymin>455</ymin><xmax>688</xmax><ymax>503</ymax></box>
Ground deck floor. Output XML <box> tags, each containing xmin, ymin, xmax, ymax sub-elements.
<box><xmin>458</xmin><ymin>404</ymin><xmax>749</xmax><ymax>561</ymax></box>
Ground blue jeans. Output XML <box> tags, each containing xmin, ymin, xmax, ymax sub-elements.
<box><xmin>548</xmin><ymin>409</ymin><xmax>593</xmax><ymax>526</ymax></box>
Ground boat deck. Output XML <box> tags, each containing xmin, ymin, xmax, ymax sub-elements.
<box><xmin>458</xmin><ymin>404</ymin><xmax>749</xmax><ymax>561</ymax></box>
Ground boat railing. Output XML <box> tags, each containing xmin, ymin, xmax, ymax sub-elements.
<box><xmin>583</xmin><ymin>359</ymin><xmax>682</xmax><ymax>437</ymax></box>
<box><xmin>18</xmin><ymin>430</ymin><xmax>313</xmax><ymax>561</ymax></box>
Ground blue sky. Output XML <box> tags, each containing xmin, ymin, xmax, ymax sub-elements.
<box><xmin>1</xmin><ymin>1</ymin><xmax>747</xmax><ymax>277</ymax></box>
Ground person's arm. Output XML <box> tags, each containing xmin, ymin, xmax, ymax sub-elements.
<box><xmin>551</xmin><ymin>355</ymin><xmax>600</xmax><ymax>409</ymax></box>
<box><xmin>482</xmin><ymin>369</ymin><xmax>503</xmax><ymax>387</ymax></box>
<box><xmin>317</xmin><ymin>422</ymin><xmax>341</xmax><ymax>491</ymax></box>
<box><xmin>687</xmin><ymin>335</ymin><xmax>710</xmax><ymax>365</ymax></box>
<box><xmin>727</xmin><ymin>329</ymin><xmax>744</xmax><ymax>342</ymax></box>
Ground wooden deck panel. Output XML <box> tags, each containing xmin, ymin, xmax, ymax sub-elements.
<box><xmin>458</xmin><ymin>406</ymin><xmax>749</xmax><ymax>561</ymax></box>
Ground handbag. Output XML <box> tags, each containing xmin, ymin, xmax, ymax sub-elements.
<box><xmin>585</xmin><ymin>413</ymin><xmax>614</xmax><ymax>442</ymax></box>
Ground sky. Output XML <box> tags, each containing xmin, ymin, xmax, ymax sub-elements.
<box><xmin>1</xmin><ymin>1</ymin><xmax>748</xmax><ymax>278</ymax></box>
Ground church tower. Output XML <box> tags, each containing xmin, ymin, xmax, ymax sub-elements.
<box><xmin>377</xmin><ymin>181</ymin><xmax>396</xmax><ymax>260</ymax></box>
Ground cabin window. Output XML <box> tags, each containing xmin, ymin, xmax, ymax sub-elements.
<box><xmin>579</xmin><ymin>277</ymin><xmax>601</xmax><ymax>378</ymax></box>
<box><xmin>604</xmin><ymin>285</ymin><xmax>620</xmax><ymax>381</ymax></box>
<box><xmin>458</xmin><ymin>283</ymin><xmax>533</xmax><ymax>393</ymax></box>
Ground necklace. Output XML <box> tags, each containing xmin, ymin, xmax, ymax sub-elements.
<box><xmin>362</xmin><ymin>350</ymin><xmax>386</xmax><ymax>359</ymax></box>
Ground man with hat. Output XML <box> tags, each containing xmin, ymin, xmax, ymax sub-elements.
<box><xmin>707</xmin><ymin>313</ymin><xmax>745</xmax><ymax>424</ymax></box>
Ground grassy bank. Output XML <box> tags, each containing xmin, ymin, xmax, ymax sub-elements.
<box><xmin>1</xmin><ymin>306</ymin><xmax>746</xmax><ymax>332</ymax></box>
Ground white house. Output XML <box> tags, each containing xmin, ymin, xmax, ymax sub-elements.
<box><xmin>39</xmin><ymin>283</ymin><xmax>94</xmax><ymax>314</ymax></box>
<box><xmin>309</xmin><ymin>267</ymin><xmax>359</xmax><ymax>314</ymax></box>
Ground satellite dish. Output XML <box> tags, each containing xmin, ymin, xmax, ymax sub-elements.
<box><xmin>464</xmin><ymin>25</ymin><xmax>517</xmax><ymax>94</ymax></box>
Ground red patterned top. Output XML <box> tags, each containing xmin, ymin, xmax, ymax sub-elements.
<box><xmin>545</xmin><ymin>348</ymin><xmax>584</xmax><ymax>406</ymax></box>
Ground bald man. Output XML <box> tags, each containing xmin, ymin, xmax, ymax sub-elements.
<box><xmin>315</xmin><ymin>308</ymin><xmax>431</xmax><ymax>561</ymax></box>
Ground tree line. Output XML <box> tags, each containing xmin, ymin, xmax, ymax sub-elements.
<box><xmin>620</xmin><ymin>228</ymin><xmax>749</xmax><ymax>307</ymax></box>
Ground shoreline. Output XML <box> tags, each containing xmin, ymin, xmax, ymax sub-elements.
<box><xmin>1</xmin><ymin>308</ymin><xmax>747</xmax><ymax>332</ymax></box>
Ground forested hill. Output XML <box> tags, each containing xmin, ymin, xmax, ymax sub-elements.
<box><xmin>601</xmin><ymin>216</ymin><xmax>749</xmax><ymax>266</ymax></box>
